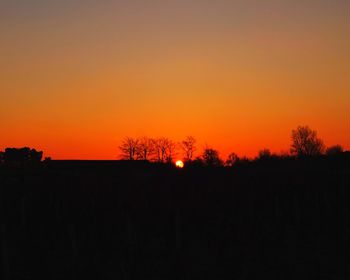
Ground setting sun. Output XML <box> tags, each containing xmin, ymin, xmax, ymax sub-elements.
<box><xmin>175</xmin><ymin>160</ymin><xmax>184</xmax><ymax>168</ymax></box>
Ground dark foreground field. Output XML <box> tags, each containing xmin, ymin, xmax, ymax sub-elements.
<box><xmin>1</xmin><ymin>157</ymin><xmax>350</xmax><ymax>280</ymax></box>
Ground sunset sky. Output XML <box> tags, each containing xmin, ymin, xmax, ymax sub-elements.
<box><xmin>1</xmin><ymin>0</ymin><xmax>349</xmax><ymax>159</ymax></box>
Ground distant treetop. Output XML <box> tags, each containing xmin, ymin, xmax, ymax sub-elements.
<box><xmin>291</xmin><ymin>126</ymin><xmax>325</xmax><ymax>157</ymax></box>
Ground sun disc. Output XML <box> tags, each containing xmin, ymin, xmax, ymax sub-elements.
<box><xmin>175</xmin><ymin>160</ymin><xmax>184</xmax><ymax>168</ymax></box>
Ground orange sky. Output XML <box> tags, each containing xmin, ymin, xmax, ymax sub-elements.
<box><xmin>1</xmin><ymin>1</ymin><xmax>350</xmax><ymax>159</ymax></box>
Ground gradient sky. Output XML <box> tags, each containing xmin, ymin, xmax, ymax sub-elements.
<box><xmin>1</xmin><ymin>0</ymin><xmax>349</xmax><ymax>159</ymax></box>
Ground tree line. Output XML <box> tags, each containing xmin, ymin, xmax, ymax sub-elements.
<box><xmin>118</xmin><ymin>136</ymin><xmax>196</xmax><ymax>162</ymax></box>
<box><xmin>0</xmin><ymin>125</ymin><xmax>346</xmax><ymax>167</ymax></box>
<box><xmin>118</xmin><ymin>125</ymin><xmax>346</xmax><ymax>166</ymax></box>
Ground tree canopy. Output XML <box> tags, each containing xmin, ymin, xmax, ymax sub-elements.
<box><xmin>290</xmin><ymin>126</ymin><xmax>325</xmax><ymax>157</ymax></box>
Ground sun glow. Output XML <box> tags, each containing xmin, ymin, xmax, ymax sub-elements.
<box><xmin>175</xmin><ymin>160</ymin><xmax>184</xmax><ymax>168</ymax></box>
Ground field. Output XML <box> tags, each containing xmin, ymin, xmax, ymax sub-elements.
<box><xmin>1</xmin><ymin>157</ymin><xmax>350</xmax><ymax>279</ymax></box>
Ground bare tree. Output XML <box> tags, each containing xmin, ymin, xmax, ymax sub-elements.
<box><xmin>151</xmin><ymin>138</ymin><xmax>178</xmax><ymax>163</ymax></box>
<box><xmin>119</xmin><ymin>137</ymin><xmax>139</xmax><ymax>160</ymax></box>
<box><xmin>326</xmin><ymin>145</ymin><xmax>344</xmax><ymax>156</ymax></box>
<box><xmin>180</xmin><ymin>136</ymin><xmax>196</xmax><ymax>162</ymax></box>
<box><xmin>291</xmin><ymin>126</ymin><xmax>325</xmax><ymax>157</ymax></box>
<box><xmin>153</xmin><ymin>138</ymin><xmax>163</xmax><ymax>162</ymax></box>
<box><xmin>136</xmin><ymin>137</ymin><xmax>154</xmax><ymax>160</ymax></box>
<box><xmin>166</xmin><ymin>139</ymin><xmax>177</xmax><ymax>163</ymax></box>
<box><xmin>152</xmin><ymin>138</ymin><xmax>168</xmax><ymax>162</ymax></box>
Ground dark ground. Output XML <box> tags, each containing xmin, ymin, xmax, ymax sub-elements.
<box><xmin>1</xmin><ymin>157</ymin><xmax>350</xmax><ymax>279</ymax></box>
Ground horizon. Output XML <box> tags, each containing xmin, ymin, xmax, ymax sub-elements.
<box><xmin>1</xmin><ymin>1</ymin><xmax>350</xmax><ymax>160</ymax></box>
<box><xmin>1</xmin><ymin>129</ymin><xmax>348</xmax><ymax>162</ymax></box>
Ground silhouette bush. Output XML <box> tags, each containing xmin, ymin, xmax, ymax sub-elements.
<box><xmin>225</xmin><ymin>152</ymin><xmax>239</xmax><ymax>167</ymax></box>
<box><xmin>326</xmin><ymin>145</ymin><xmax>344</xmax><ymax>156</ymax></box>
<box><xmin>3</xmin><ymin>147</ymin><xmax>43</xmax><ymax>166</ymax></box>
<box><xmin>257</xmin><ymin>149</ymin><xmax>272</xmax><ymax>160</ymax></box>
<box><xmin>202</xmin><ymin>147</ymin><xmax>223</xmax><ymax>166</ymax></box>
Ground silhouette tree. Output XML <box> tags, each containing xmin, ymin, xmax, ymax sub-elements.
<box><xmin>202</xmin><ymin>147</ymin><xmax>223</xmax><ymax>166</ymax></box>
<box><xmin>257</xmin><ymin>149</ymin><xmax>272</xmax><ymax>160</ymax></box>
<box><xmin>153</xmin><ymin>138</ymin><xmax>174</xmax><ymax>162</ymax></box>
<box><xmin>119</xmin><ymin>137</ymin><xmax>139</xmax><ymax>160</ymax></box>
<box><xmin>136</xmin><ymin>137</ymin><xmax>154</xmax><ymax>160</ymax></box>
<box><xmin>3</xmin><ymin>147</ymin><xmax>43</xmax><ymax>165</ymax></box>
<box><xmin>153</xmin><ymin>138</ymin><xmax>165</xmax><ymax>162</ymax></box>
<box><xmin>326</xmin><ymin>145</ymin><xmax>344</xmax><ymax>156</ymax></box>
<box><xmin>291</xmin><ymin>126</ymin><xmax>325</xmax><ymax>157</ymax></box>
<box><xmin>225</xmin><ymin>152</ymin><xmax>239</xmax><ymax>167</ymax></box>
<box><xmin>165</xmin><ymin>139</ymin><xmax>177</xmax><ymax>163</ymax></box>
<box><xmin>0</xmin><ymin>151</ymin><xmax>4</xmax><ymax>165</ymax></box>
<box><xmin>44</xmin><ymin>156</ymin><xmax>52</xmax><ymax>161</ymax></box>
<box><xmin>180</xmin><ymin>136</ymin><xmax>196</xmax><ymax>162</ymax></box>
